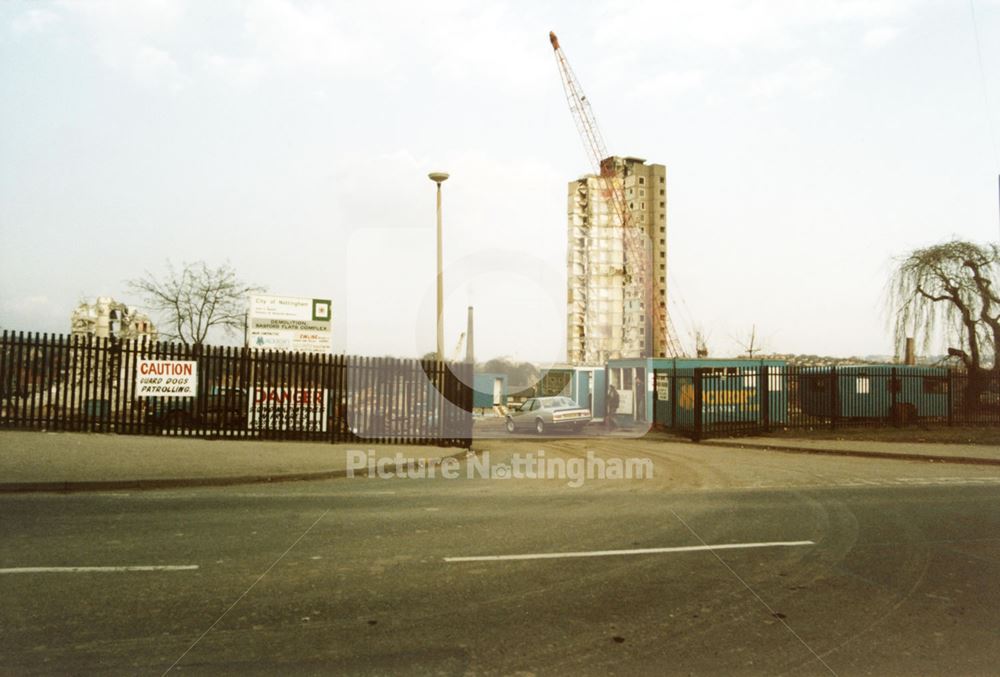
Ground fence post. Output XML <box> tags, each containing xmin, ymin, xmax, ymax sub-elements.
<box><xmin>760</xmin><ymin>365</ymin><xmax>770</xmax><ymax>434</ymax></box>
<box><xmin>830</xmin><ymin>366</ymin><xmax>839</xmax><ymax>431</ymax></box>
<box><xmin>670</xmin><ymin>366</ymin><xmax>677</xmax><ymax>430</ymax></box>
<box><xmin>890</xmin><ymin>367</ymin><xmax>899</xmax><ymax>427</ymax></box>
<box><xmin>947</xmin><ymin>370</ymin><xmax>954</xmax><ymax>427</ymax></box>
<box><xmin>692</xmin><ymin>368</ymin><xmax>703</xmax><ymax>442</ymax></box>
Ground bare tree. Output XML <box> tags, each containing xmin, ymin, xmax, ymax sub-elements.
<box><xmin>729</xmin><ymin>324</ymin><xmax>764</xmax><ymax>359</ymax></box>
<box><xmin>888</xmin><ymin>240</ymin><xmax>999</xmax><ymax>401</ymax></box>
<box><xmin>128</xmin><ymin>261</ymin><xmax>265</xmax><ymax>347</ymax></box>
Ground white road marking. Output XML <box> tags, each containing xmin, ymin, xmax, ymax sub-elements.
<box><xmin>0</xmin><ymin>565</ymin><xmax>198</xmax><ymax>574</ymax></box>
<box><xmin>444</xmin><ymin>540</ymin><xmax>814</xmax><ymax>563</ymax></box>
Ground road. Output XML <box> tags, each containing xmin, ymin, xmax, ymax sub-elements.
<box><xmin>2</xmin><ymin>439</ymin><xmax>999</xmax><ymax>675</ymax></box>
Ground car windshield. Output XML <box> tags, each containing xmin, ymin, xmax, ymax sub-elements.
<box><xmin>542</xmin><ymin>397</ymin><xmax>577</xmax><ymax>408</ymax></box>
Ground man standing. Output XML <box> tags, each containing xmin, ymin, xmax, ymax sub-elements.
<box><xmin>606</xmin><ymin>384</ymin><xmax>619</xmax><ymax>430</ymax></box>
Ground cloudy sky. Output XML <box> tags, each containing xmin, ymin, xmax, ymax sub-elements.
<box><xmin>1</xmin><ymin>0</ymin><xmax>998</xmax><ymax>363</ymax></box>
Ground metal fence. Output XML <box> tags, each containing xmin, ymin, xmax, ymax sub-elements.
<box><xmin>654</xmin><ymin>365</ymin><xmax>1000</xmax><ymax>440</ymax></box>
<box><xmin>0</xmin><ymin>331</ymin><xmax>473</xmax><ymax>447</ymax></box>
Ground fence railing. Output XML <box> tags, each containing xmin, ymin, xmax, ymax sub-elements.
<box><xmin>653</xmin><ymin>364</ymin><xmax>1000</xmax><ymax>440</ymax></box>
<box><xmin>0</xmin><ymin>331</ymin><xmax>473</xmax><ymax>447</ymax></box>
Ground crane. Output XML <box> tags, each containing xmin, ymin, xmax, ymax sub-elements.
<box><xmin>451</xmin><ymin>332</ymin><xmax>466</xmax><ymax>362</ymax></box>
<box><xmin>549</xmin><ymin>31</ymin><xmax>685</xmax><ymax>359</ymax></box>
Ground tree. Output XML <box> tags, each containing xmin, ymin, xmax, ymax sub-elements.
<box><xmin>128</xmin><ymin>261</ymin><xmax>265</xmax><ymax>348</ymax></box>
<box><xmin>479</xmin><ymin>357</ymin><xmax>540</xmax><ymax>387</ymax></box>
<box><xmin>888</xmin><ymin>239</ymin><xmax>999</xmax><ymax>403</ymax></box>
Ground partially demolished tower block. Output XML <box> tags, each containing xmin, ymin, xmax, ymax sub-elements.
<box><xmin>567</xmin><ymin>156</ymin><xmax>668</xmax><ymax>366</ymax></box>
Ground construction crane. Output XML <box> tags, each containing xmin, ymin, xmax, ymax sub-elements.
<box><xmin>549</xmin><ymin>31</ymin><xmax>685</xmax><ymax>359</ymax></box>
<box><xmin>451</xmin><ymin>332</ymin><xmax>466</xmax><ymax>362</ymax></box>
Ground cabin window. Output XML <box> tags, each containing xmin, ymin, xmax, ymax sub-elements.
<box><xmin>856</xmin><ymin>375</ymin><xmax>870</xmax><ymax>395</ymax></box>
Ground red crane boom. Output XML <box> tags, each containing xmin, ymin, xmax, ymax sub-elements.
<box><xmin>550</xmin><ymin>31</ymin><xmax>684</xmax><ymax>359</ymax></box>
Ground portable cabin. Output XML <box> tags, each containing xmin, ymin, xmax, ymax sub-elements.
<box><xmin>535</xmin><ymin>365</ymin><xmax>606</xmax><ymax>418</ymax></box>
<box><xmin>797</xmin><ymin>365</ymin><xmax>949</xmax><ymax>420</ymax></box>
<box><xmin>472</xmin><ymin>372</ymin><xmax>508</xmax><ymax>410</ymax></box>
<box><xmin>607</xmin><ymin>357</ymin><xmax>789</xmax><ymax>430</ymax></box>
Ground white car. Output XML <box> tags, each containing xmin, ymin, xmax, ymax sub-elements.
<box><xmin>505</xmin><ymin>396</ymin><xmax>591</xmax><ymax>434</ymax></box>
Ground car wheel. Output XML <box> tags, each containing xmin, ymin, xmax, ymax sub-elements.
<box><xmin>505</xmin><ymin>417</ymin><xmax>516</xmax><ymax>434</ymax></box>
<box><xmin>535</xmin><ymin>418</ymin><xmax>545</xmax><ymax>435</ymax></box>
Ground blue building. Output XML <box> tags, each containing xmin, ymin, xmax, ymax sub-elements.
<box><xmin>607</xmin><ymin>357</ymin><xmax>788</xmax><ymax>429</ymax></box>
<box><xmin>536</xmin><ymin>366</ymin><xmax>606</xmax><ymax>418</ymax></box>
<box><xmin>797</xmin><ymin>365</ymin><xmax>949</xmax><ymax>420</ymax></box>
<box><xmin>472</xmin><ymin>372</ymin><xmax>508</xmax><ymax>410</ymax></box>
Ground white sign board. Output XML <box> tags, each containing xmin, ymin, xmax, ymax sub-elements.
<box><xmin>135</xmin><ymin>360</ymin><xmax>198</xmax><ymax>397</ymax></box>
<box><xmin>249</xmin><ymin>386</ymin><xmax>328</xmax><ymax>432</ymax></box>
<box><xmin>248</xmin><ymin>294</ymin><xmax>332</xmax><ymax>355</ymax></box>
<box><xmin>617</xmin><ymin>389</ymin><xmax>634</xmax><ymax>415</ymax></box>
<box><xmin>655</xmin><ymin>373</ymin><xmax>670</xmax><ymax>401</ymax></box>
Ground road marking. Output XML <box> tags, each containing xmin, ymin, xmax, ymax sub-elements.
<box><xmin>0</xmin><ymin>565</ymin><xmax>198</xmax><ymax>574</ymax></box>
<box><xmin>444</xmin><ymin>540</ymin><xmax>814</xmax><ymax>563</ymax></box>
<box><xmin>669</xmin><ymin>511</ymin><xmax>837</xmax><ymax>676</ymax></box>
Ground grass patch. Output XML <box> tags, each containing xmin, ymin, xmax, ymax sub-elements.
<box><xmin>767</xmin><ymin>425</ymin><xmax>1000</xmax><ymax>447</ymax></box>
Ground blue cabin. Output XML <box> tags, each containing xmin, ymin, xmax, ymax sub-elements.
<box><xmin>797</xmin><ymin>365</ymin><xmax>949</xmax><ymax>420</ymax></box>
<box><xmin>607</xmin><ymin>358</ymin><xmax>789</xmax><ymax>430</ymax></box>
<box><xmin>472</xmin><ymin>372</ymin><xmax>508</xmax><ymax>409</ymax></box>
<box><xmin>536</xmin><ymin>366</ymin><xmax>606</xmax><ymax>418</ymax></box>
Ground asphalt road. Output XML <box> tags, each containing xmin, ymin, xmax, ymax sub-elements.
<box><xmin>2</xmin><ymin>440</ymin><xmax>999</xmax><ymax>676</ymax></box>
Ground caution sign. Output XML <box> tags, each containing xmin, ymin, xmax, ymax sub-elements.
<box><xmin>136</xmin><ymin>359</ymin><xmax>198</xmax><ymax>397</ymax></box>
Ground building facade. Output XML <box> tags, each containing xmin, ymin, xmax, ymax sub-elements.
<box><xmin>566</xmin><ymin>156</ymin><xmax>668</xmax><ymax>365</ymax></box>
<box><xmin>70</xmin><ymin>297</ymin><xmax>158</xmax><ymax>342</ymax></box>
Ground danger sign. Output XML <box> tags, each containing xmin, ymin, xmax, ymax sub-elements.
<box><xmin>249</xmin><ymin>386</ymin><xmax>328</xmax><ymax>431</ymax></box>
<box><xmin>136</xmin><ymin>359</ymin><xmax>198</xmax><ymax>397</ymax></box>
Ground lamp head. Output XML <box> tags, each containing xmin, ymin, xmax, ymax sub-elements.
<box><xmin>428</xmin><ymin>172</ymin><xmax>450</xmax><ymax>183</ymax></box>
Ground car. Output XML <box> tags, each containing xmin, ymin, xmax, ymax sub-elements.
<box><xmin>146</xmin><ymin>386</ymin><xmax>248</xmax><ymax>429</ymax></box>
<box><xmin>505</xmin><ymin>396</ymin><xmax>591</xmax><ymax>434</ymax></box>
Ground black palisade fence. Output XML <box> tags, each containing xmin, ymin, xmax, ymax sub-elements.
<box><xmin>0</xmin><ymin>331</ymin><xmax>473</xmax><ymax>448</ymax></box>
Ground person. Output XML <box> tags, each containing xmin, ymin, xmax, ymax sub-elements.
<box><xmin>606</xmin><ymin>384</ymin><xmax>619</xmax><ymax>430</ymax></box>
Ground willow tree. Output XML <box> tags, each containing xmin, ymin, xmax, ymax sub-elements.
<box><xmin>888</xmin><ymin>239</ymin><xmax>999</xmax><ymax>403</ymax></box>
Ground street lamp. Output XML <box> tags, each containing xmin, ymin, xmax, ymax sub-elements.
<box><xmin>428</xmin><ymin>171</ymin><xmax>449</xmax><ymax>362</ymax></box>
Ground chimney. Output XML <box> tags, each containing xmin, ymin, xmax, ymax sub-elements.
<box><xmin>904</xmin><ymin>337</ymin><xmax>916</xmax><ymax>366</ymax></box>
<box><xmin>465</xmin><ymin>306</ymin><xmax>475</xmax><ymax>364</ymax></box>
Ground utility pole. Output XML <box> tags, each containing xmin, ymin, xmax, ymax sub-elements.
<box><xmin>429</xmin><ymin>171</ymin><xmax>450</xmax><ymax>362</ymax></box>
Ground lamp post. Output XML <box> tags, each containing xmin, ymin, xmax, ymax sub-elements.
<box><xmin>428</xmin><ymin>171</ymin><xmax>449</xmax><ymax>362</ymax></box>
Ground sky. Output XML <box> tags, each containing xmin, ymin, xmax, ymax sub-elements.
<box><xmin>1</xmin><ymin>0</ymin><xmax>999</xmax><ymax>364</ymax></box>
